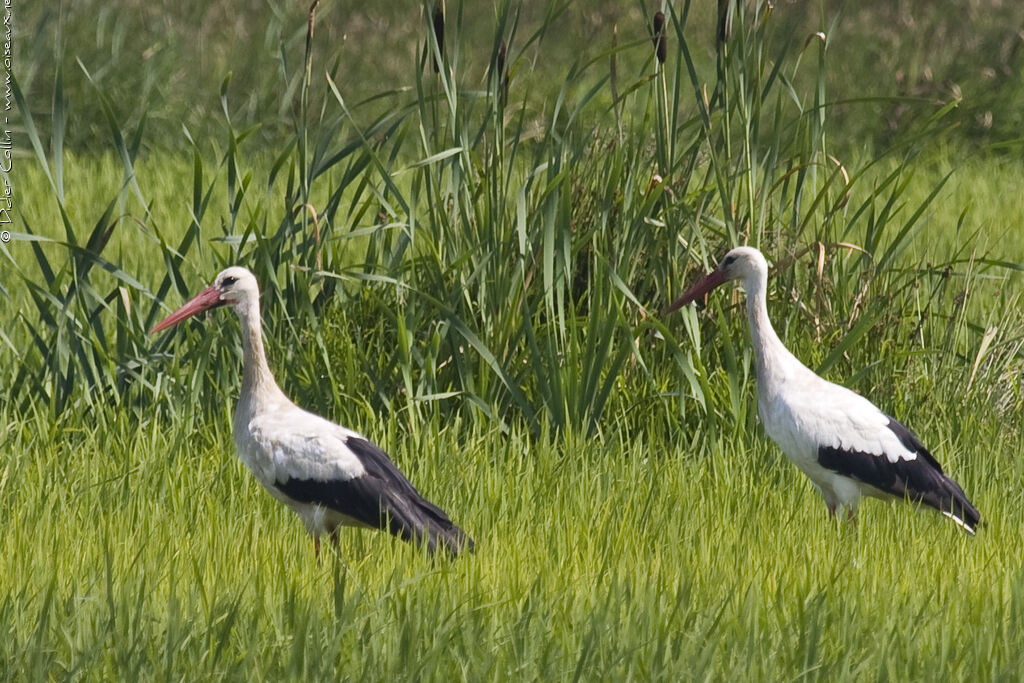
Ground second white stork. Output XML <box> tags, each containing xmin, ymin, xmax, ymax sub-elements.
<box><xmin>666</xmin><ymin>247</ymin><xmax>980</xmax><ymax>533</ymax></box>
<box><xmin>152</xmin><ymin>266</ymin><xmax>474</xmax><ymax>557</ymax></box>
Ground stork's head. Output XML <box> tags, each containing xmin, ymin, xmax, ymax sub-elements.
<box><xmin>150</xmin><ymin>266</ymin><xmax>260</xmax><ymax>333</ymax></box>
<box><xmin>664</xmin><ymin>247</ymin><xmax>768</xmax><ymax>314</ymax></box>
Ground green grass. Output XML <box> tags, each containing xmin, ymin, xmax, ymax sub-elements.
<box><xmin>3</xmin><ymin>405</ymin><xmax>1023</xmax><ymax>680</ymax></box>
<box><xmin>5</xmin><ymin>0</ymin><xmax>1024</xmax><ymax>679</ymax></box>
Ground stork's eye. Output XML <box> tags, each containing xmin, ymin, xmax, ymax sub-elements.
<box><xmin>721</xmin><ymin>255</ymin><xmax>737</xmax><ymax>268</ymax></box>
<box><xmin>222</xmin><ymin>276</ymin><xmax>238</xmax><ymax>287</ymax></box>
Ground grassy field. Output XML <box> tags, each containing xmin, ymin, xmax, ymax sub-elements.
<box><xmin>4</xmin><ymin>1</ymin><xmax>1024</xmax><ymax>680</ymax></box>
<box><xmin>3</xmin><ymin>407</ymin><xmax>1024</xmax><ymax>679</ymax></box>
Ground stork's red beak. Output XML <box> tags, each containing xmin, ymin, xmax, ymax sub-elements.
<box><xmin>150</xmin><ymin>285</ymin><xmax>224</xmax><ymax>333</ymax></box>
<box><xmin>664</xmin><ymin>268</ymin><xmax>729</xmax><ymax>315</ymax></box>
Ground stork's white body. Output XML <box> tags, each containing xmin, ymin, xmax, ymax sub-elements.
<box><xmin>755</xmin><ymin>350</ymin><xmax>912</xmax><ymax>512</ymax></box>
<box><xmin>668</xmin><ymin>247</ymin><xmax>979</xmax><ymax>532</ymax></box>
<box><xmin>235</xmin><ymin>399</ymin><xmax>373</xmax><ymax>535</ymax></box>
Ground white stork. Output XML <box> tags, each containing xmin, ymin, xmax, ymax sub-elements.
<box><xmin>151</xmin><ymin>266</ymin><xmax>474</xmax><ymax>557</ymax></box>
<box><xmin>666</xmin><ymin>247</ymin><xmax>980</xmax><ymax>533</ymax></box>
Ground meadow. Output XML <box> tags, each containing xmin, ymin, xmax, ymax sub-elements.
<box><xmin>3</xmin><ymin>1</ymin><xmax>1024</xmax><ymax>680</ymax></box>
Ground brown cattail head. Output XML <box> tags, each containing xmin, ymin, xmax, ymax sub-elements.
<box><xmin>717</xmin><ymin>0</ymin><xmax>733</xmax><ymax>44</ymax></box>
<box><xmin>497</xmin><ymin>41</ymin><xmax>507</xmax><ymax>77</ymax></box>
<box><xmin>497</xmin><ymin>40</ymin><xmax>509</xmax><ymax>102</ymax></box>
<box><xmin>432</xmin><ymin>5</ymin><xmax>445</xmax><ymax>73</ymax></box>
<box><xmin>652</xmin><ymin>12</ymin><xmax>667</xmax><ymax>64</ymax></box>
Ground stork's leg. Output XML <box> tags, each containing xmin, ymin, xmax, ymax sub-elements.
<box><xmin>313</xmin><ymin>534</ymin><xmax>321</xmax><ymax>560</ymax></box>
<box><xmin>330</xmin><ymin>527</ymin><xmax>340</xmax><ymax>549</ymax></box>
<box><xmin>827</xmin><ymin>501</ymin><xmax>837</xmax><ymax>517</ymax></box>
<box><xmin>847</xmin><ymin>507</ymin><xmax>858</xmax><ymax>525</ymax></box>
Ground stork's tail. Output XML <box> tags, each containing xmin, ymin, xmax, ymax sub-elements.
<box><xmin>933</xmin><ymin>476</ymin><xmax>981</xmax><ymax>535</ymax></box>
<box><xmin>424</xmin><ymin>518</ymin><xmax>475</xmax><ymax>557</ymax></box>
<box><xmin>383</xmin><ymin>491</ymin><xmax>475</xmax><ymax>557</ymax></box>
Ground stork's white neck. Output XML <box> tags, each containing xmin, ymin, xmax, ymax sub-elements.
<box><xmin>742</xmin><ymin>268</ymin><xmax>798</xmax><ymax>385</ymax></box>
<box><xmin>235</xmin><ymin>296</ymin><xmax>286</xmax><ymax>412</ymax></box>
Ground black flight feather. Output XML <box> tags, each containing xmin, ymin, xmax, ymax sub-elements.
<box><xmin>817</xmin><ymin>415</ymin><xmax>980</xmax><ymax>532</ymax></box>
<box><xmin>275</xmin><ymin>437</ymin><xmax>474</xmax><ymax>556</ymax></box>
